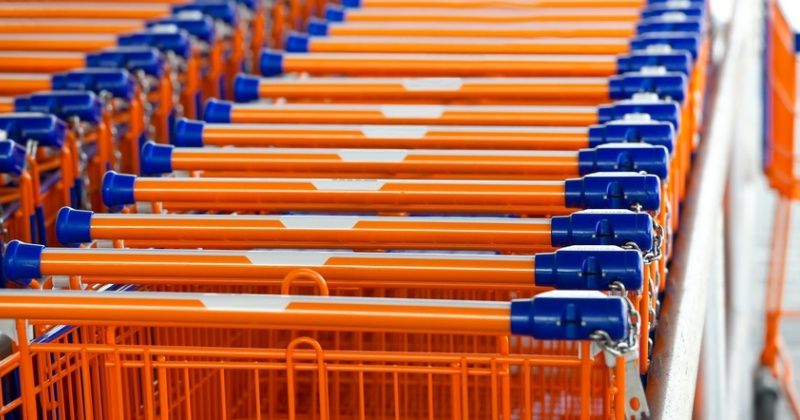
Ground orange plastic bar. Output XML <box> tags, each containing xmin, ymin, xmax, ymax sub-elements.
<box><xmin>0</xmin><ymin>97</ymin><xmax>13</xmax><ymax>113</ymax></box>
<box><xmin>0</xmin><ymin>290</ymin><xmax>512</xmax><ymax>334</ymax></box>
<box><xmin>0</xmin><ymin>73</ymin><xmax>52</xmax><ymax>96</ymax></box>
<box><xmin>105</xmin><ymin>172</ymin><xmax>574</xmax><ymax>215</ymax></box>
<box><xmin>276</xmin><ymin>52</ymin><xmax>619</xmax><ymax>77</ymax></box>
<box><xmin>32</xmin><ymin>247</ymin><xmax>543</xmax><ymax>289</ymax></box>
<box><xmin>184</xmin><ymin>121</ymin><xmax>592</xmax><ymax>150</ymax></box>
<box><xmin>0</xmin><ymin>34</ymin><xmax>117</xmax><ymax>52</ymax></box>
<box><xmin>250</xmin><ymin>76</ymin><xmax>610</xmax><ymax>105</ymax></box>
<box><xmin>347</xmin><ymin>0</ymin><xmax>645</xmax><ymax>8</ymax></box>
<box><xmin>0</xmin><ymin>3</ymin><xmax>171</xmax><ymax>19</ymax></box>
<box><xmin>0</xmin><ymin>52</ymin><xmax>85</xmax><ymax>73</ymax></box>
<box><xmin>319</xmin><ymin>21</ymin><xmax>636</xmax><ymax>38</ymax></box>
<box><xmin>60</xmin><ymin>210</ymin><xmax>555</xmax><ymax>252</ymax></box>
<box><xmin>220</xmin><ymin>103</ymin><xmax>599</xmax><ymax>126</ymax></box>
<box><xmin>336</xmin><ymin>7</ymin><xmax>643</xmax><ymax>23</ymax></box>
<box><xmin>300</xmin><ymin>35</ymin><xmax>631</xmax><ymax>55</ymax></box>
<box><xmin>0</xmin><ymin>18</ymin><xmax>145</xmax><ymax>34</ymax></box>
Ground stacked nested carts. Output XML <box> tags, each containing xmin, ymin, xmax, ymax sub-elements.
<box><xmin>0</xmin><ymin>0</ymin><xmax>709</xmax><ymax>419</ymax></box>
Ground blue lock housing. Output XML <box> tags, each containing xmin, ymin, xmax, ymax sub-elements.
<box><xmin>259</xmin><ymin>50</ymin><xmax>285</xmax><ymax>76</ymax></box>
<box><xmin>577</xmin><ymin>144</ymin><xmax>670</xmax><ymax>179</ymax></box>
<box><xmin>86</xmin><ymin>47</ymin><xmax>164</xmax><ymax>78</ymax></box>
<box><xmin>534</xmin><ymin>246</ymin><xmax>643</xmax><ymax>291</ymax></box>
<box><xmin>174</xmin><ymin>119</ymin><xmax>206</xmax><ymax>147</ymax></box>
<box><xmin>609</xmin><ymin>72</ymin><xmax>687</xmax><ymax>102</ymax></box>
<box><xmin>203</xmin><ymin>99</ymin><xmax>234</xmax><ymax>123</ymax></box>
<box><xmin>173</xmin><ymin>2</ymin><xmax>238</xmax><ymax>26</ymax></box>
<box><xmin>342</xmin><ymin>0</ymin><xmax>362</xmax><ymax>7</ymax></box>
<box><xmin>285</xmin><ymin>32</ymin><xmax>311</xmax><ymax>53</ymax></box>
<box><xmin>630</xmin><ymin>32</ymin><xmax>701</xmax><ymax>59</ymax></box>
<box><xmin>0</xmin><ymin>140</ymin><xmax>26</xmax><ymax>177</ymax></box>
<box><xmin>102</xmin><ymin>171</ymin><xmax>136</xmax><ymax>207</ymax></box>
<box><xmin>233</xmin><ymin>74</ymin><xmax>261</xmax><ymax>103</ymax></box>
<box><xmin>597</xmin><ymin>99</ymin><xmax>681</xmax><ymax>129</ymax></box>
<box><xmin>119</xmin><ymin>30</ymin><xmax>191</xmax><ymax>59</ymax></box>
<box><xmin>0</xmin><ymin>114</ymin><xmax>67</xmax><ymax>149</ymax></box>
<box><xmin>550</xmin><ymin>210</ymin><xmax>655</xmax><ymax>252</ymax></box>
<box><xmin>140</xmin><ymin>142</ymin><xmax>174</xmax><ymax>175</ymax></box>
<box><xmin>52</xmin><ymin>69</ymin><xmax>136</xmax><ymax>101</ymax></box>
<box><xmin>326</xmin><ymin>4</ymin><xmax>347</xmax><ymax>22</ymax></box>
<box><xmin>564</xmin><ymin>172</ymin><xmax>661</xmax><ymax>212</ymax></box>
<box><xmin>56</xmin><ymin>207</ymin><xmax>93</xmax><ymax>246</ymax></box>
<box><xmin>308</xmin><ymin>18</ymin><xmax>330</xmax><ymax>36</ymax></box>
<box><xmin>616</xmin><ymin>51</ymin><xmax>692</xmax><ymax>76</ymax></box>
<box><xmin>15</xmin><ymin>91</ymin><xmax>103</xmax><ymax>125</ymax></box>
<box><xmin>148</xmin><ymin>16</ymin><xmax>216</xmax><ymax>44</ymax></box>
<box><xmin>636</xmin><ymin>17</ymin><xmax>704</xmax><ymax>35</ymax></box>
<box><xmin>588</xmin><ymin>120</ymin><xmax>675</xmax><ymax>153</ymax></box>
<box><xmin>510</xmin><ymin>291</ymin><xmax>629</xmax><ymax>340</ymax></box>
<box><xmin>3</xmin><ymin>240</ymin><xmax>44</xmax><ymax>287</ymax></box>
<box><xmin>641</xmin><ymin>3</ymin><xmax>705</xmax><ymax>20</ymax></box>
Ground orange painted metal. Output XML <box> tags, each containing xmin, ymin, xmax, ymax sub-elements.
<box><xmin>0</xmin><ymin>52</ymin><xmax>84</xmax><ymax>73</ymax></box>
<box><xmin>321</xmin><ymin>21</ymin><xmax>636</xmax><ymax>39</ymax></box>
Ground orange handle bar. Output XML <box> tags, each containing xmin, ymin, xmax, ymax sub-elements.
<box><xmin>0</xmin><ymin>18</ymin><xmax>145</xmax><ymax>34</ymax></box>
<box><xmin>321</xmin><ymin>21</ymin><xmax>636</xmax><ymax>39</ymax></box>
<box><xmin>300</xmin><ymin>35</ymin><xmax>631</xmax><ymax>55</ymax></box>
<box><xmin>336</xmin><ymin>7</ymin><xmax>643</xmax><ymax>23</ymax></box>
<box><xmin>0</xmin><ymin>73</ymin><xmax>52</xmax><ymax>96</ymax></box>
<box><xmin>0</xmin><ymin>34</ymin><xmax>117</xmax><ymax>52</ymax></box>
<box><xmin>247</xmin><ymin>76</ymin><xmax>610</xmax><ymax>105</ymax></box>
<box><xmin>181</xmin><ymin>120</ymin><xmax>591</xmax><ymax>150</ymax></box>
<box><xmin>216</xmin><ymin>102</ymin><xmax>600</xmax><ymax>126</ymax></box>
<box><xmin>274</xmin><ymin>52</ymin><xmax>619</xmax><ymax>77</ymax></box>
<box><xmin>350</xmin><ymin>0</ymin><xmax>645</xmax><ymax>8</ymax></box>
<box><xmin>0</xmin><ymin>3</ymin><xmax>171</xmax><ymax>19</ymax></box>
<box><xmin>0</xmin><ymin>97</ymin><xmax>13</xmax><ymax>113</ymax></box>
<box><xmin>59</xmin><ymin>208</ymin><xmax>554</xmax><ymax>252</ymax></box>
<box><xmin>0</xmin><ymin>52</ymin><xmax>85</xmax><ymax>73</ymax></box>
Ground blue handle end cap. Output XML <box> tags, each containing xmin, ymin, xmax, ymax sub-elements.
<box><xmin>173</xmin><ymin>118</ymin><xmax>205</xmax><ymax>147</ymax></box>
<box><xmin>551</xmin><ymin>210</ymin><xmax>655</xmax><ymax>252</ymax></box>
<box><xmin>325</xmin><ymin>5</ymin><xmax>346</xmax><ymax>22</ymax></box>
<box><xmin>140</xmin><ymin>142</ymin><xmax>174</xmax><ymax>175</ymax></box>
<box><xmin>285</xmin><ymin>32</ymin><xmax>310</xmax><ymax>53</ymax></box>
<box><xmin>534</xmin><ymin>246</ymin><xmax>644</xmax><ymax>291</ymax></box>
<box><xmin>565</xmin><ymin>172</ymin><xmax>662</xmax><ymax>212</ymax></box>
<box><xmin>0</xmin><ymin>140</ymin><xmax>26</xmax><ymax>176</ymax></box>
<box><xmin>233</xmin><ymin>74</ymin><xmax>261</xmax><ymax>103</ymax></box>
<box><xmin>202</xmin><ymin>99</ymin><xmax>233</xmax><ymax>123</ymax></box>
<box><xmin>3</xmin><ymin>240</ymin><xmax>43</xmax><ymax>286</ymax></box>
<box><xmin>578</xmin><ymin>144</ymin><xmax>670</xmax><ymax>180</ymax></box>
<box><xmin>588</xmin><ymin>121</ymin><xmax>676</xmax><ymax>153</ymax></box>
<box><xmin>307</xmin><ymin>18</ymin><xmax>330</xmax><ymax>36</ymax></box>
<box><xmin>101</xmin><ymin>171</ymin><xmax>136</xmax><ymax>207</ymax></box>
<box><xmin>341</xmin><ymin>0</ymin><xmax>362</xmax><ymax>7</ymax></box>
<box><xmin>259</xmin><ymin>50</ymin><xmax>285</xmax><ymax>77</ymax></box>
<box><xmin>56</xmin><ymin>207</ymin><xmax>93</xmax><ymax>246</ymax></box>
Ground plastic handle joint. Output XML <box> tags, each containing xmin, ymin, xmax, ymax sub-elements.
<box><xmin>565</xmin><ymin>172</ymin><xmax>662</xmax><ymax>212</ymax></box>
<box><xmin>609</xmin><ymin>72</ymin><xmax>688</xmax><ymax>102</ymax></box>
<box><xmin>52</xmin><ymin>69</ymin><xmax>136</xmax><ymax>101</ymax></box>
<box><xmin>15</xmin><ymin>91</ymin><xmax>103</xmax><ymax>125</ymax></box>
<box><xmin>118</xmin><ymin>30</ymin><xmax>191</xmax><ymax>60</ymax></box>
<box><xmin>598</xmin><ymin>101</ymin><xmax>680</xmax><ymax>130</ymax></box>
<box><xmin>534</xmin><ymin>246</ymin><xmax>643</xmax><ymax>291</ymax></box>
<box><xmin>0</xmin><ymin>140</ymin><xmax>26</xmax><ymax>177</ymax></box>
<box><xmin>588</xmin><ymin>121</ymin><xmax>675</xmax><ymax>153</ymax></box>
<box><xmin>0</xmin><ymin>114</ymin><xmax>67</xmax><ymax>149</ymax></box>
<box><xmin>578</xmin><ymin>144</ymin><xmax>670</xmax><ymax>179</ymax></box>
<box><xmin>86</xmin><ymin>47</ymin><xmax>165</xmax><ymax>78</ymax></box>
<box><xmin>550</xmin><ymin>210</ymin><xmax>655</xmax><ymax>252</ymax></box>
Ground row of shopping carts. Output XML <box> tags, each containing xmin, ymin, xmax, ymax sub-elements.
<box><xmin>0</xmin><ymin>0</ymin><xmax>709</xmax><ymax>419</ymax></box>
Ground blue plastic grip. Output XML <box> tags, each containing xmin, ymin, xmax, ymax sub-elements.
<box><xmin>101</xmin><ymin>171</ymin><xmax>136</xmax><ymax>207</ymax></box>
<box><xmin>233</xmin><ymin>74</ymin><xmax>261</xmax><ymax>103</ymax></box>
<box><xmin>56</xmin><ymin>207</ymin><xmax>93</xmax><ymax>246</ymax></box>
<box><xmin>15</xmin><ymin>91</ymin><xmax>103</xmax><ymax>125</ymax></box>
<box><xmin>630</xmin><ymin>32</ymin><xmax>701</xmax><ymax>59</ymax></box>
<box><xmin>636</xmin><ymin>17</ymin><xmax>703</xmax><ymax>35</ymax></box>
<box><xmin>597</xmin><ymin>100</ymin><xmax>681</xmax><ymax>129</ymax></box>
<box><xmin>0</xmin><ymin>140</ymin><xmax>26</xmax><ymax>176</ymax></box>
<box><xmin>577</xmin><ymin>144</ymin><xmax>670</xmax><ymax>179</ymax></box>
<box><xmin>588</xmin><ymin>121</ymin><xmax>675</xmax><ymax>153</ymax></box>
<box><xmin>534</xmin><ymin>246</ymin><xmax>643</xmax><ymax>291</ymax></box>
<box><xmin>510</xmin><ymin>291</ymin><xmax>628</xmax><ymax>340</ymax></box>
<box><xmin>3</xmin><ymin>240</ymin><xmax>43</xmax><ymax>286</ymax></box>
<box><xmin>285</xmin><ymin>32</ymin><xmax>310</xmax><ymax>53</ymax></box>
<box><xmin>140</xmin><ymin>142</ymin><xmax>174</xmax><ymax>175</ymax></box>
<box><xmin>308</xmin><ymin>18</ymin><xmax>330</xmax><ymax>36</ymax></box>
<box><xmin>550</xmin><ymin>210</ymin><xmax>655</xmax><ymax>251</ymax></box>
<box><xmin>641</xmin><ymin>4</ymin><xmax>705</xmax><ymax>20</ymax></box>
<box><xmin>86</xmin><ymin>47</ymin><xmax>164</xmax><ymax>78</ymax></box>
<box><xmin>173</xmin><ymin>2</ymin><xmax>238</xmax><ymax>26</ymax></box>
<box><xmin>51</xmin><ymin>69</ymin><xmax>136</xmax><ymax>100</ymax></box>
<box><xmin>616</xmin><ymin>51</ymin><xmax>692</xmax><ymax>76</ymax></box>
<box><xmin>118</xmin><ymin>30</ymin><xmax>191</xmax><ymax>59</ymax></box>
<box><xmin>325</xmin><ymin>5</ymin><xmax>346</xmax><ymax>22</ymax></box>
<box><xmin>342</xmin><ymin>0</ymin><xmax>362</xmax><ymax>7</ymax></box>
<box><xmin>147</xmin><ymin>16</ymin><xmax>216</xmax><ymax>43</ymax></box>
<box><xmin>564</xmin><ymin>172</ymin><xmax>661</xmax><ymax>211</ymax></box>
<box><xmin>203</xmin><ymin>99</ymin><xmax>233</xmax><ymax>123</ymax></box>
<box><xmin>0</xmin><ymin>114</ymin><xmax>67</xmax><ymax>149</ymax></box>
<box><xmin>608</xmin><ymin>72</ymin><xmax>687</xmax><ymax>102</ymax></box>
<box><xmin>173</xmin><ymin>118</ymin><xmax>205</xmax><ymax>146</ymax></box>
<box><xmin>259</xmin><ymin>50</ymin><xmax>284</xmax><ymax>77</ymax></box>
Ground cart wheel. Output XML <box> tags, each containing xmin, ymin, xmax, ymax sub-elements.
<box><xmin>755</xmin><ymin>368</ymin><xmax>780</xmax><ymax>420</ymax></box>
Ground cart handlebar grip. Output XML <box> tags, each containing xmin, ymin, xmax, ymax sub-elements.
<box><xmin>630</xmin><ymin>32</ymin><xmax>701</xmax><ymax>59</ymax></box>
<box><xmin>86</xmin><ymin>47</ymin><xmax>164</xmax><ymax>78</ymax></box>
<box><xmin>285</xmin><ymin>32</ymin><xmax>310</xmax><ymax>53</ymax></box>
<box><xmin>598</xmin><ymin>100</ymin><xmax>681</xmax><ymax>129</ymax></box>
<box><xmin>616</xmin><ymin>51</ymin><xmax>692</xmax><ymax>76</ymax></box>
<box><xmin>551</xmin><ymin>210</ymin><xmax>655</xmax><ymax>252</ymax></box>
<box><xmin>637</xmin><ymin>18</ymin><xmax>704</xmax><ymax>35</ymax></box>
<box><xmin>259</xmin><ymin>50</ymin><xmax>284</xmax><ymax>77</ymax></box>
<box><xmin>15</xmin><ymin>91</ymin><xmax>103</xmax><ymax>126</ymax></box>
<box><xmin>203</xmin><ymin>99</ymin><xmax>233</xmax><ymax>123</ymax></box>
<box><xmin>102</xmin><ymin>171</ymin><xmax>136</xmax><ymax>207</ymax></box>
<box><xmin>342</xmin><ymin>0</ymin><xmax>362</xmax><ymax>8</ymax></box>
<box><xmin>641</xmin><ymin>4</ymin><xmax>705</xmax><ymax>20</ymax></box>
<box><xmin>119</xmin><ymin>29</ymin><xmax>191</xmax><ymax>59</ymax></box>
<box><xmin>511</xmin><ymin>291</ymin><xmax>628</xmax><ymax>340</ymax></box>
<box><xmin>0</xmin><ymin>140</ymin><xmax>26</xmax><ymax>177</ymax></box>
<box><xmin>308</xmin><ymin>18</ymin><xmax>329</xmax><ymax>36</ymax></box>
<box><xmin>140</xmin><ymin>142</ymin><xmax>173</xmax><ymax>175</ymax></box>
<box><xmin>52</xmin><ymin>69</ymin><xmax>136</xmax><ymax>101</ymax></box>
<box><xmin>3</xmin><ymin>240</ymin><xmax>43</xmax><ymax>287</ymax></box>
<box><xmin>588</xmin><ymin>121</ymin><xmax>675</xmax><ymax>153</ymax></box>
<box><xmin>609</xmin><ymin>72</ymin><xmax>687</xmax><ymax>102</ymax></box>
<box><xmin>325</xmin><ymin>4</ymin><xmax>346</xmax><ymax>22</ymax></box>
<box><xmin>148</xmin><ymin>16</ymin><xmax>216</xmax><ymax>44</ymax></box>
<box><xmin>565</xmin><ymin>172</ymin><xmax>661</xmax><ymax>211</ymax></box>
<box><xmin>578</xmin><ymin>144</ymin><xmax>669</xmax><ymax>179</ymax></box>
<box><xmin>173</xmin><ymin>2</ymin><xmax>238</xmax><ymax>26</ymax></box>
<box><xmin>56</xmin><ymin>207</ymin><xmax>92</xmax><ymax>246</ymax></box>
<box><xmin>0</xmin><ymin>114</ymin><xmax>66</xmax><ymax>149</ymax></box>
<box><xmin>173</xmin><ymin>118</ymin><xmax>205</xmax><ymax>146</ymax></box>
<box><xmin>233</xmin><ymin>74</ymin><xmax>261</xmax><ymax>103</ymax></box>
<box><xmin>535</xmin><ymin>246</ymin><xmax>643</xmax><ymax>291</ymax></box>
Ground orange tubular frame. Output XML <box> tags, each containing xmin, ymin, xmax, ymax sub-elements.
<box><xmin>0</xmin><ymin>34</ymin><xmax>117</xmax><ymax>52</ymax></box>
<box><xmin>252</xmin><ymin>76</ymin><xmax>611</xmax><ymax>105</ymax></box>
<box><xmin>275</xmin><ymin>52</ymin><xmax>620</xmax><ymax>77</ymax></box>
<box><xmin>0</xmin><ymin>52</ymin><xmax>84</xmax><ymax>73</ymax></box>
<box><xmin>318</xmin><ymin>21</ymin><xmax>636</xmax><ymax>39</ymax></box>
<box><xmin>0</xmin><ymin>73</ymin><xmax>52</xmax><ymax>96</ymax></box>
<box><xmin>335</xmin><ymin>7</ymin><xmax>643</xmax><ymax>23</ymax></box>
<box><xmin>0</xmin><ymin>3</ymin><xmax>171</xmax><ymax>20</ymax></box>
<box><xmin>0</xmin><ymin>18</ymin><xmax>145</xmax><ymax>34</ymax></box>
<box><xmin>343</xmin><ymin>0</ymin><xmax>645</xmax><ymax>8</ymax></box>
